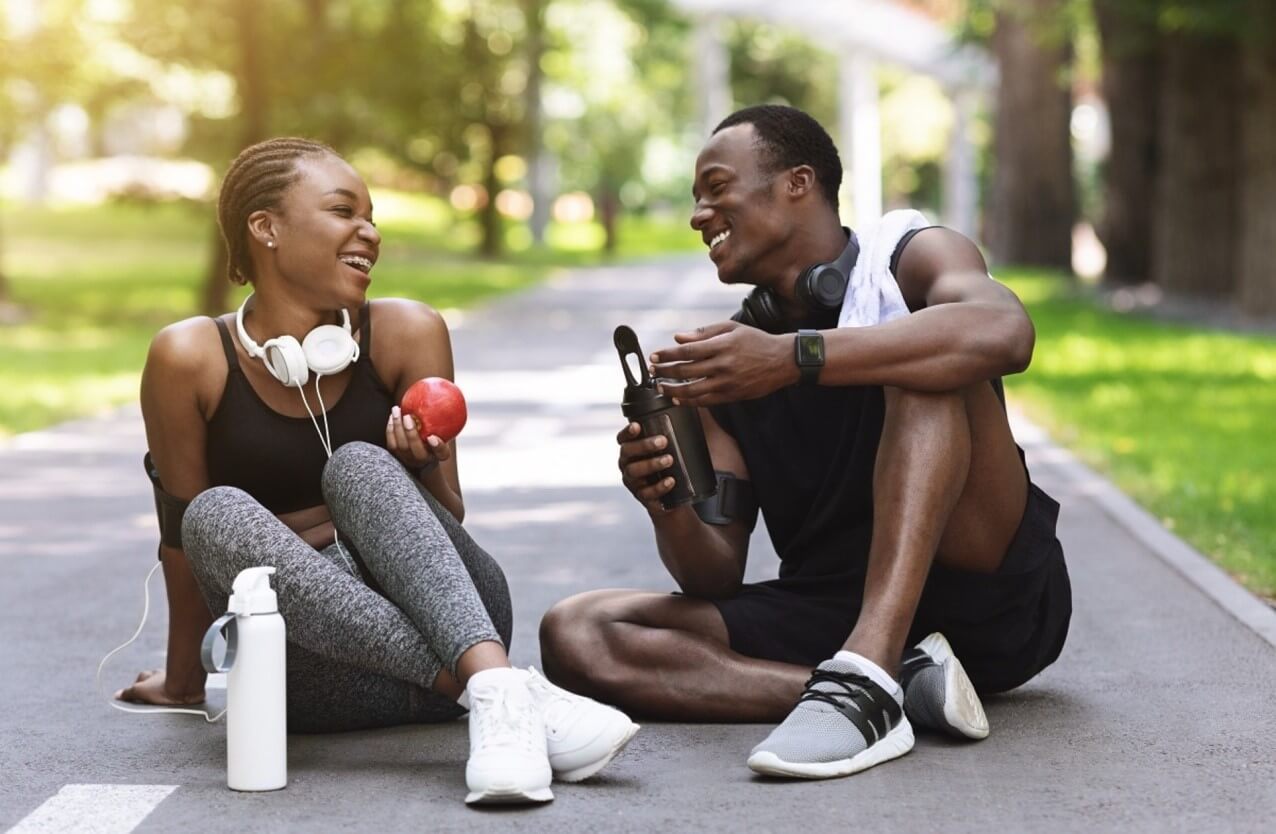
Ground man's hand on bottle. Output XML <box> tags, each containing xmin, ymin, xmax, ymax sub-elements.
<box><xmin>649</xmin><ymin>320</ymin><xmax>794</xmax><ymax>406</ymax></box>
<box><xmin>617</xmin><ymin>422</ymin><xmax>676</xmax><ymax>514</ymax></box>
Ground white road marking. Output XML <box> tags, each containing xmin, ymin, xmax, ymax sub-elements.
<box><xmin>7</xmin><ymin>785</ymin><xmax>177</xmax><ymax>834</ymax></box>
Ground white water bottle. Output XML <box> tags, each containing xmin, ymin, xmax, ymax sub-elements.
<box><xmin>204</xmin><ymin>566</ymin><xmax>288</xmax><ymax>791</ymax></box>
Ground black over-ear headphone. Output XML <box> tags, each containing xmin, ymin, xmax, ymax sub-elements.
<box><xmin>735</xmin><ymin>229</ymin><xmax>860</xmax><ymax>334</ymax></box>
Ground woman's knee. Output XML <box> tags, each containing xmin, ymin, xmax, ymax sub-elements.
<box><xmin>322</xmin><ymin>441</ymin><xmax>400</xmax><ymax>502</ymax></box>
<box><xmin>181</xmin><ymin>485</ymin><xmax>261</xmax><ymax>558</ymax></box>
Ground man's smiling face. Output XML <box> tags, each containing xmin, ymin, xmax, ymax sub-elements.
<box><xmin>689</xmin><ymin>123</ymin><xmax>792</xmax><ymax>286</ymax></box>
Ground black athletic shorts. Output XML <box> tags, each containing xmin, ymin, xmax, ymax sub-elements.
<box><xmin>709</xmin><ymin>481</ymin><xmax>1072</xmax><ymax>694</ymax></box>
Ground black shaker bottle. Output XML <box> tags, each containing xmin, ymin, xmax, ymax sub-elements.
<box><xmin>614</xmin><ymin>325</ymin><xmax>717</xmax><ymax>509</ymax></box>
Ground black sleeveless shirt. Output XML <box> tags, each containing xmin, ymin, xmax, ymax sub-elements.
<box><xmin>205</xmin><ymin>305</ymin><xmax>396</xmax><ymax>513</ymax></box>
<box><xmin>709</xmin><ymin>226</ymin><xmax>1014</xmax><ymax>580</ymax></box>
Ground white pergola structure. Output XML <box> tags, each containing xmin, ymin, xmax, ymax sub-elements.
<box><xmin>673</xmin><ymin>0</ymin><xmax>994</xmax><ymax>236</ymax></box>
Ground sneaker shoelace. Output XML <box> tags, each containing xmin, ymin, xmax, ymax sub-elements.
<box><xmin>798</xmin><ymin>668</ymin><xmax>902</xmax><ymax>744</ymax></box>
<box><xmin>797</xmin><ymin>669</ymin><xmax>877</xmax><ymax>712</ymax></box>
<box><xmin>525</xmin><ymin>670</ymin><xmax>576</xmax><ymax>730</ymax></box>
<box><xmin>471</xmin><ymin>685</ymin><xmax>542</xmax><ymax>755</ymax></box>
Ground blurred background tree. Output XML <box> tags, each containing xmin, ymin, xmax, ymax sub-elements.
<box><xmin>4</xmin><ymin>0</ymin><xmax>1276</xmax><ymax>594</ymax></box>
<box><xmin>2</xmin><ymin>0</ymin><xmax>142</xmax><ymax>311</ymax></box>
<box><xmin>4</xmin><ymin>0</ymin><xmax>1276</xmax><ymax>313</ymax></box>
<box><xmin>986</xmin><ymin>0</ymin><xmax>1078</xmax><ymax>270</ymax></box>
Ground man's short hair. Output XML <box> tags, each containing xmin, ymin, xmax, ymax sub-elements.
<box><xmin>713</xmin><ymin>104</ymin><xmax>842</xmax><ymax>210</ymax></box>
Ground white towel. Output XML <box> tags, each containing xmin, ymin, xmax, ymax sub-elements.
<box><xmin>837</xmin><ymin>209</ymin><xmax>930</xmax><ymax>328</ymax></box>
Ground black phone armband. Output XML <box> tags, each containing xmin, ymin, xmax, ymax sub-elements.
<box><xmin>693</xmin><ymin>471</ymin><xmax>758</xmax><ymax>530</ymax></box>
<box><xmin>144</xmin><ymin>452</ymin><xmax>189</xmax><ymax>551</ymax></box>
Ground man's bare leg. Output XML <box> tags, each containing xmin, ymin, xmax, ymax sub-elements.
<box><xmin>844</xmin><ymin>382</ymin><xmax>1028</xmax><ymax>677</ymax></box>
<box><xmin>541</xmin><ymin>382</ymin><xmax>1029</xmax><ymax>722</ymax></box>
<box><xmin>746</xmin><ymin>382</ymin><xmax>1028</xmax><ymax>775</ymax></box>
<box><xmin>540</xmin><ymin>589</ymin><xmax>807</xmax><ymax>722</ymax></box>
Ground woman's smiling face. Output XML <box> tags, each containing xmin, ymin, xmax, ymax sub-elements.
<box><xmin>267</xmin><ymin>153</ymin><xmax>382</xmax><ymax>311</ymax></box>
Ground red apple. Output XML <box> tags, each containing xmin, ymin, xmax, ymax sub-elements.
<box><xmin>400</xmin><ymin>377</ymin><xmax>468</xmax><ymax>443</ymax></box>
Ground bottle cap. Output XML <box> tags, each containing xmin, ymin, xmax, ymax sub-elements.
<box><xmin>229</xmin><ymin>566</ymin><xmax>278</xmax><ymax>615</ymax></box>
<box><xmin>615</xmin><ymin>325</ymin><xmax>674</xmax><ymax>417</ymax></box>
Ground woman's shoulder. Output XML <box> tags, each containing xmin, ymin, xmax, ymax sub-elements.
<box><xmin>365</xmin><ymin>298</ymin><xmax>455</xmax><ymax>388</ymax></box>
<box><xmin>142</xmin><ymin>316</ymin><xmax>229</xmax><ymax>419</ymax></box>
<box><xmin>368</xmin><ymin>297</ymin><xmax>449</xmax><ymax>337</ymax></box>
<box><xmin>147</xmin><ymin>315</ymin><xmax>224</xmax><ymax>371</ymax></box>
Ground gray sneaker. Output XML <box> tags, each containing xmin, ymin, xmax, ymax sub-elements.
<box><xmin>900</xmin><ymin>632</ymin><xmax>989</xmax><ymax>740</ymax></box>
<box><xmin>746</xmin><ymin>658</ymin><xmax>914</xmax><ymax>779</ymax></box>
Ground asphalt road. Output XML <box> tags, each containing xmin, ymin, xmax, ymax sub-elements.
<box><xmin>3</xmin><ymin>256</ymin><xmax>1274</xmax><ymax>833</ymax></box>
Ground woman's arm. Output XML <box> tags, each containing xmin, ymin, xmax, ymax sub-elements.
<box><xmin>122</xmin><ymin>319</ymin><xmax>222</xmax><ymax>704</ymax></box>
<box><xmin>375</xmin><ymin>299</ymin><xmax>466</xmax><ymax>521</ymax></box>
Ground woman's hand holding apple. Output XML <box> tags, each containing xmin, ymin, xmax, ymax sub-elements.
<box><xmin>385</xmin><ymin>404</ymin><xmax>451</xmax><ymax>476</ymax></box>
<box><xmin>386</xmin><ymin>377</ymin><xmax>467</xmax><ymax>477</ymax></box>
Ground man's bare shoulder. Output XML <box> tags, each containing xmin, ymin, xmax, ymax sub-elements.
<box><xmin>895</xmin><ymin>227</ymin><xmax>990</xmax><ymax>310</ymax></box>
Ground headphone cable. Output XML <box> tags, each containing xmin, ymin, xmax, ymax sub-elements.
<box><xmin>298</xmin><ymin>375</ymin><xmax>358</xmax><ymax>573</ymax></box>
<box><xmin>96</xmin><ymin>561</ymin><xmax>227</xmax><ymax>722</ymax></box>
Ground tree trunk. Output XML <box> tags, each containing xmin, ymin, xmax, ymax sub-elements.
<box><xmin>200</xmin><ymin>0</ymin><xmax>268</xmax><ymax>316</ymax></box>
<box><xmin>598</xmin><ymin>187</ymin><xmax>619</xmax><ymax>254</ymax></box>
<box><xmin>0</xmin><ymin>211</ymin><xmax>9</xmax><ymax>304</ymax></box>
<box><xmin>1237</xmin><ymin>5</ymin><xmax>1276</xmax><ymax>316</ymax></box>
<box><xmin>199</xmin><ymin>220</ymin><xmax>231</xmax><ymax>317</ymax></box>
<box><xmin>987</xmin><ymin>1</ymin><xmax>1076</xmax><ymax>269</ymax></box>
<box><xmin>1094</xmin><ymin>0</ymin><xmax>1159</xmax><ymax>285</ymax></box>
<box><xmin>479</xmin><ymin>124</ymin><xmax>505</xmax><ymax>258</ymax></box>
<box><xmin>523</xmin><ymin>0</ymin><xmax>549</xmax><ymax>246</ymax></box>
<box><xmin>1153</xmin><ymin>31</ymin><xmax>1240</xmax><ymax>298</ymax></box>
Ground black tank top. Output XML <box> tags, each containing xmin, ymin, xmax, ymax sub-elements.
<box><xmin>205</xmin><ymin>305</ymin><xmax>396</xmax><ymax>513</ymax></box>
<box><xmin>709</xmin><ymin>226</ymin><xmax>1013</xmax><ymax>580</ymax></box>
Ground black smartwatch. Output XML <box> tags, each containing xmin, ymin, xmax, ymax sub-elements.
<box><xmin>794</xmin><ymin>329</ymin><xmax>825</xmax><ymax>385</ymax></box>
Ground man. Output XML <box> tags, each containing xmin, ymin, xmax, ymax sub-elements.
<box><xmin>539</xmin><ymin>104</ymin><xmax>1071</xmax><ymax>779</ymax></box>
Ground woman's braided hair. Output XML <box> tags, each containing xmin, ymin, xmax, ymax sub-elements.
<box><xmin>216</xmin><ymin>137</ymin><xmax>338</xmax><ymax>285</ymax></box>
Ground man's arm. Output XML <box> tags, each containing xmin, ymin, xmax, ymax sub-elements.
<box><xmin>650</xmin><ymin>227</ymin><xmax>1034</xmax><ymax>404</ymax></box>
<box><xmin>618</xmin><ymin>407</ymin><xmax>751</xmax><ymax>598</ymax></box>
<box><xmin>815</xmin><ymin>227</ymin><xmax>1034</xmax><ymax>391</ymax></box>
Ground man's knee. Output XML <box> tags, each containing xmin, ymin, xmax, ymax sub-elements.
<box><xmin>882</xmin><ymin>385</ymin><xmax>970</xmax><ymax>424</ymax></box>
<box><xmin>539</xmin><ymin>591</ymin><xmax>607</xmax><ymax>664</ymax></box>
<box><xmin>539</xmin><ymin>590</ymin><xmax>632</xmax><ymax>690</ymax></box>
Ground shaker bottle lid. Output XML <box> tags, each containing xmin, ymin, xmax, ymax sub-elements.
<box><xmin>229</xmin><ymin>566</ymin><xmax>279</xmax><ymax>615</ymax></box>
<box><xmin>614</xmin><ymin>325</ymin><xmax>670</xmax><ymax>409</ymax></box>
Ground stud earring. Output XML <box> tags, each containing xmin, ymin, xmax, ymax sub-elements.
<box><xmin>267</xmin><ymin>241</ymin><xmax>275</xmax><ymax>248</ymax></box>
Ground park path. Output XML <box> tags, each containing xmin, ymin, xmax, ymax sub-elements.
<box><xmin>2</xmin><ymin>256</ymin><xmax>1274</xmax><ymax>833</ymax></box>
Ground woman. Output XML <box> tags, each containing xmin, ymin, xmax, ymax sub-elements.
<box><xmin>117</xmin><ymin>138</ymin><xmax>637</xmax><ymax>805</ymax></box>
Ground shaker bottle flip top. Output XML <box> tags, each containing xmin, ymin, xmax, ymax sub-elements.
<box><xmin>614</xmin><ymin>325</ymin><xmax>717</xmax><ymax>509</ymax></box>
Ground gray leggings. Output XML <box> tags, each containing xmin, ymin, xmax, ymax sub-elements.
<box><xmin>181</xmin><ymin>441</ymin><xmax>512</xmax><ymax>733</ymax></box>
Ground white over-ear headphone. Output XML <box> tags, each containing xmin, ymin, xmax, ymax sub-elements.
<box><xmin>235</xmin><ymin>294</ymin><xmax>360</xmax><ymax>388</ymax></box>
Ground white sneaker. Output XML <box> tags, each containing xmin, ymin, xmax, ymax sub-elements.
<box><xmin>464</xmin><ymin>667</ymin><xmax>553</xmax><ymax>805</ymax></box>
<box><xmin>525</xmin><ymin>667</ymin><xmax>640</xmax><ymax>782</ymax></box>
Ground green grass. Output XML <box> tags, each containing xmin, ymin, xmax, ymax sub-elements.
<box><xmin>0</xmin><ymin>194</ymin><xmax>701</xmax><ymax>437</ymax></box>
<box><xmin>1002</xmin><ymin>271</ymin><xmax>1276</xmax><ymax>599</ymax></box>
